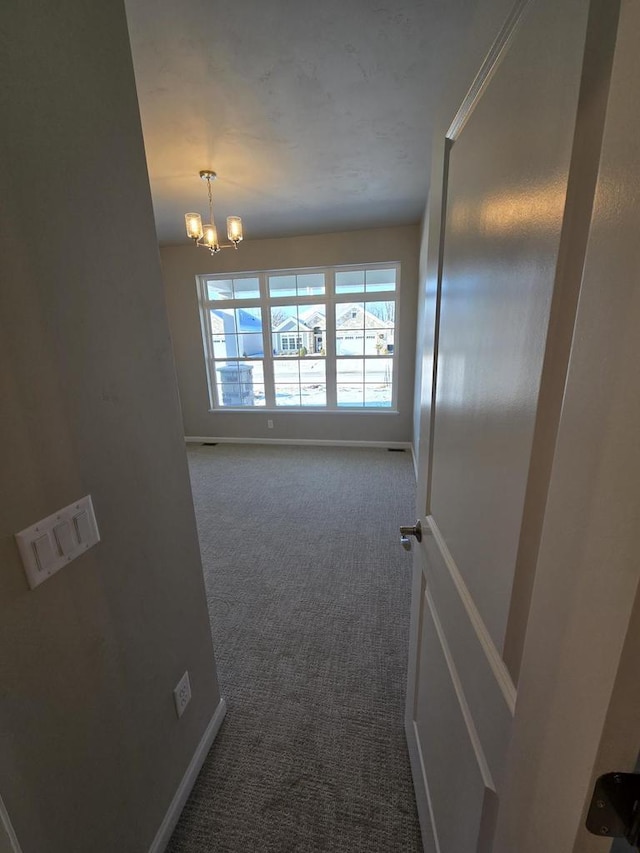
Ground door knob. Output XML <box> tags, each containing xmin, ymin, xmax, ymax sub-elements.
<box><xmin>400</xmin><ymin>520</ymin><xmax>422</xmax><ymax>551</ymax></box>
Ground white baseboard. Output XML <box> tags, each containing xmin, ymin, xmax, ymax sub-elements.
<box><xmin>185</xmin><ymin>436</ymin><xmax>412</xmax><ymax>450</ymax></box>
<box><xmin>149</xmin><ymin>698</ymin><xmax>227</xmax><ymax>853</ymax></box>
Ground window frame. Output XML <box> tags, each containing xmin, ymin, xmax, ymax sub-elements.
<box><xmin>198</xmin><ymin>262</ymin><xmax>401</xmax><ymax>413</ymax></box>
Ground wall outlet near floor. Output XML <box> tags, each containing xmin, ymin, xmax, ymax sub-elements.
<box><xmin>173</xmin><ymin>671</ymin><xmax>191</xmax><ymax>718</ymax></box>
<box><xmin>267</xmin><ymin>419</ymin><xmax>274</xmax><ymax>429</ymax></box>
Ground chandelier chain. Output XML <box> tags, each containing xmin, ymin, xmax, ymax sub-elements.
<box><xmin>207</xmin><ymin>177</ymin><xmax>215</xmax><ymax>227</ymax></box>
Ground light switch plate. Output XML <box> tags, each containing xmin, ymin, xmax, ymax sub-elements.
<box><xmin>15</xmin><ymin>495</ymin><xmax>100</xmax><ymax>589</ymax></box>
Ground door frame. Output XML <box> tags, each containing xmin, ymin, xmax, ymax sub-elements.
<box><xmin>0</xmin><ymin>796</ymin><xmax>21</xmax><ymax>853</ymax></box>
<box><xmin>493</xmin><ymin>1</ymin><xmax>640</xmax><ymax>848</ymax></box>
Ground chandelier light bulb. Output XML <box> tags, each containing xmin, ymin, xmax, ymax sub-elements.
<box><xmin>185</xmin><ymin>212</ymin><xmax>203</xmax><ymax>241</ymax></box>
<box><xmin>202</xmin><ymin>224</ymin><xmax>219</xmax><ymax>253</ymax></box>
<box><xmin>227</xmin><ymin>216</ymin><xmax>243</xmax><ymax>245</ymax></box>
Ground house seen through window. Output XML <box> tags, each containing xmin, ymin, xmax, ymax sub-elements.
<box><xmin>198</xmin><ymin>264</ymin><xmax>398</xmax><ymax>410</ymax></box>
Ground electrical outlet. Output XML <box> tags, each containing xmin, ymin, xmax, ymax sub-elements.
<box><xmin>173</xmin><ymin>671</ymin><xmax>191</xmax><ymax>719</ymax></box>
<box><xmin>267</xmin><ymin>419</ymin><xmax>274</xmax><ymax>429</ymax></box>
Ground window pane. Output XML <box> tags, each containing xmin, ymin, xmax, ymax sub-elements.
<box><xmin>367</xmin><ymin>331</ymin><xmax>392</xmax><ymax>355</ymax></box>
<box><xmin>337</xmin><ymin>358</ymin><xmax>363</xmax><ymax>382</ymax></box>
<box><xmin>243</xmin><ymin>360</ymin><xmax>265</xmax><ymax>385</ymax></box>
<box><xmin>269</xmin><ymin>275</ymin><xmax>297</xmax><ymax>297</ymax></box>
<box><xmin>296</xmin><ymin>273</ymin><xmax>325</xmax><ymax>295</ymax></box>
<box><xmin>369</xmin><ymin>330</ymin><xmax>382</xmax><ymax>353</ymax></box>
<box><xmin>233</xmin><ymin>277</ymin><xmax>260</xmax><ymax>299</ymax></box>
<box><xmin>336</xmin><ymin>303</ymin><xmax>364</xmax><ymax>356</ymax></box>
<box><xmin>274</xmin><ymin>360</ymin><xmax>299</xmax><ymax>382</ymax></box>
<box><xmin>237</xmin><ymin>333</ymin><xmax>264</xmax><ymax>358</ymax></box>
<box><xmin>210</xmin><ymin>307</ymin><xmax>236</xmax><ymax>335</ymax></box>
<box><xmin>299</xmin><ymin>359</ymin><xmax>326</xmax><ymax>383</ymax></box>
<box><xmin>206</xmin><ymin>279</ymin><xmax>233</xmax><ymax>300</ymax></box>
<box><xmin>218</xmin><ymin>383</ymin><xmax>240</xmax><ymax>406</ymax></box>
<box><xmin>275</xmin><ymin>385</ymin><xmax>301</xmax><ymax>406</ymax></box>
<box><xmin>252</xmin><ymin>385</ymin><xmax>266</xmax><ymax>406</ymax></box>
<box><xmin>365</xmin><ymin>301</ymin><xmax>395</xmax><ymax>327</ymax></box>
<box><xmin>336</xmin><ymin>270</ymin><xmax>365</xmax><ymax>294</ymax></box>
<box><xmin>336</xmin><ymin>332</ymin><xmax>364</xmax><ymax>356</ymax></box>
<box><xmin>300</xmin><ymin>303</ymin><xmax>326</xmax><ymax>355</ymax></box>
<box><xmin>336</xmin><ymin>302</ymin><xmax>364</xmax><ymax>328</ymax></box>
<box><xmin>271</xmin><ymin>304</ymin><xmax>323</xmax><ymax>356</ymax></box>
<box><xmin>364</xmin><ymin>385</ymin><xmax>392</xmax><ymax>407</ymax></box>
<box><xmin>271</xmin><ymin>305</ymin><xmax>296</xmax><ymax>354</ymax></box>
<box><xmin>337</xmin><ymin>384</ymin><xmax>364</xmax><ymax>406</ymax></box>
<box><xmin>300</xmin><ymin>384</ymin><xmax>326</xmax><ymax>406</ymax></box>
<box><xmin>215</xmin><ymin>360</ymin><xmax>237</xmax><ymax>406</ymax></box>
<box><xmin>235</xmin><ymin>306</ymin><xmax>262</xmax><ymax>332</ymax></box>
<box><xmin>365</xmin><ymin>268</ymin><xmax>396</xmax><ymax>292</ymax></box>
<box><xmin>271</xmin><ymin>305</ymin><xmax>296</xmax><ymax>326</ymax></box>
<box><xmin>214</xmin><ymin>360</ymin><xmax>263</xmax><ymax>407</ymax></box>
<box><xmin>212</xmin><ymin>334</ymin><xmax>233</xmax><ymax>358</ymax></box>
<box><xmin>298</xmin><ymin>303</ymin><xmax>326</xmax><ymax>330</ymax></box>
<box><xmin>364</xmin><ymin>353</ymin><xmax>393</xmax><ymax>408</ymax></box>
<box><xmin>365</xmin><ymin>357</ymin><xmax>392</xmax><ymax>382</ymax></box>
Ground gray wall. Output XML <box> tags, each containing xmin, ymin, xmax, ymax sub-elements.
<box><xmin>161</xmin><ymin>225</ymin><xmax>419</xmax><ymax>443</ymax></box>
<box><xmin>0</xmin><ymin>2</ymin><xmax>220</xmax><ymax>851</ymax></box>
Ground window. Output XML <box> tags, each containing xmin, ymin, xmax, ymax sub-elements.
<box><xmin>281</xmin><ymin>336</ymin><xmax>302</xmax><ymax>352</ymax></box>
<box><xmin>198</xmin><ymin>264</ymin><xmax>399</xmax><ymax>410</ymax></box>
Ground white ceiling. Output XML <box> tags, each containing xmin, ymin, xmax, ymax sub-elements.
<box><xmin>124</xmin><ymin>0</ymin><xmax>446</xmax><ymax>246</ymax></box>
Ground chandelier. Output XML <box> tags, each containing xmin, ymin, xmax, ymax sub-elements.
<box><xmin>184</xmin><ymin>170</ymin><xmax>243</xmax><ymax>254</ymax></box>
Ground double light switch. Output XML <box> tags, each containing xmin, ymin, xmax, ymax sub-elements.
<box><xmin>15</xmin><ymin>495</ymin><xmax>100</xmax><ymax>589</ymax></box>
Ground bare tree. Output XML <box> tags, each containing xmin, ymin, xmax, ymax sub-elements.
<box><xmin>270</xmin><ymin>308</ymin><xmax>289</xmax><ymax>328</ymax></box>
<box><xmin>367</xmin><ymin>301</ymin><xmax>395</xmax><ymax>324</ymax></box>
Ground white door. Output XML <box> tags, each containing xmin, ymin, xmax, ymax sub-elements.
<box><xmin>404</xmin><ymin>0</ymin><xmax>640</xmax><ymax>851</ymax></box>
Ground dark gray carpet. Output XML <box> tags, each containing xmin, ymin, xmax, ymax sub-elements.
<box><xmin>167</xmin><ymin>444</ymin><xmax>422</xmax><ymax>852</ymax></box>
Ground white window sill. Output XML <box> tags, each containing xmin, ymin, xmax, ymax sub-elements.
<box><xmin>207</xmin><ymin>408</ymin><xmax>400</xmax><ymax>415</ymax></box>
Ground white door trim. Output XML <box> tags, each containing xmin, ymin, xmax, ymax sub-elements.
<box><xmin>0</xmin><ymin>795</ymin><xmax>22</xmax><ymax>853</ymax></box>
<box><xmin>446</xmin><ymin>0</ymin><xmax>533</xmax><ymax>141</ymax></box>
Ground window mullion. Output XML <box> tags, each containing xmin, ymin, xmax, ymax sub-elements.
<box><xmin>326</xmin><ymin>268</ymin><xmax>337</xmax><ymax>409</ymax></box>
<box><xmin>259</xmin><ymin>272</ymin><xmax>276</xmax><ymax>407</ymax></box>
<box><xmin>199</xmin><ymin>287</ymin><xmax>216</xmax><ymax>409</ymax></box>
<box><xmin>209</xmin><ymin>356</ymin><xmax>220</xmax><ymax>408</ymax></box>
